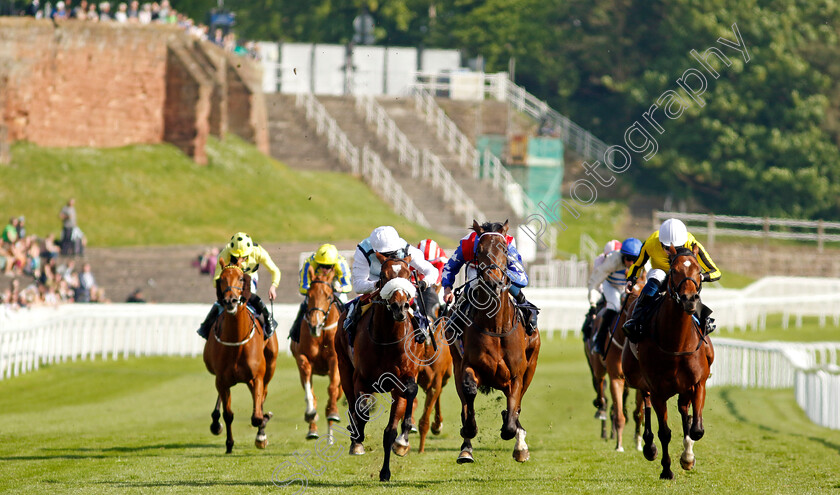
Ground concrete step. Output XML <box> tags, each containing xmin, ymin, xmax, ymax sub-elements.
<box><xmin>265</xmin><ymin>94</ymin><xmax>342</xmax><ymax>173</ymax></box>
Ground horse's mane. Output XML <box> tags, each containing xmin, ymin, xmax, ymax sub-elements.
<box><xmin>474</xmin><ymin>221</ymin><xmax>506</xmax><ymax>233</ymax></box>
<box><xmin>380</xmin><ymin>278</ymin><xmax>416</xmax><ymax>300</ymax></box>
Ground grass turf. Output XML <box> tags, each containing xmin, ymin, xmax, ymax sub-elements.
<box><xmin>1</xmin><ymin>137</ymin><xmax>445</xmax><ymax>247</ymax></box>
<box><xmin>1</xmin><ymin>334</ymin><xmax>838</xmax><ymax>494</ymax></box>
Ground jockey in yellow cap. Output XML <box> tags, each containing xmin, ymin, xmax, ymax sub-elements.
<box><xmin>197</xmin><ymin>232</ymin><xmax>282</xmax><ymax>340</ymax></box>
<box><xmin>288</xmin><ymin>244</ymin><xmax>353</xmax><ymax>343</ymax></box>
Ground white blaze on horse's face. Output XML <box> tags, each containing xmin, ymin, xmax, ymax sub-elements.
<box><xmin>683</xmin><ymin>260</ymin><xmax>691</xmax><ymax>268</ymax></box>
<box><xmin>391</xmin><ymin>264</ymin><xmax>402</xmax><ymax>278</ymax></box>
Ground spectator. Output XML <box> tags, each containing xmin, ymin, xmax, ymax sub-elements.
<box><xmin>126</xmin><ymin>0</ymin><xmax>138</xmax><ymax>21</ymax></box>
<box><xmin>149</xmin><ymin>1</ymin><xmax>159</xmax><ymax>21</ymax></box>
<box><xmin>59</xmin><ymin>198</ymin><xmax>76</xmax><ymax>255</ymax></box>
<box><xmin>114</xmin><ymin>2</ymin><xmax>127</xmax><ymax>22</ymax></box>
<box><xmin>77</xmin><ymin>262</ymin><xmax>97</xmax><ymax>301</ymax></box>
<box><xmin>51</xmin><ymin>1</ymin><xmax>68</xmax><ymax>19</ymax></box>
<box><xmin>138</xmin><ymin>1</ymin><xmax>150</xmax><ymax>23</ymax></box>
<box><xmin>16</xmin><ymin>216</ymin><xmax>26</xmax><ymax>239</ymax></box>
<box><xmin>212</xmin><ymin>27</ymin><xmax>223</xmax><ymax>46</ymax></box>
<box><xmin>126</xmin><ymin>288</ymin><xmax>146</xmax><ymax>303</ymax></box>
<box><xmin>40</xmin><ymin>233</ymin><xmax>60</xmax><ymax>263</ymax></box>
<box><xmin>72</xmin><ymin>0</ymin><xmax>88</xmax><ymax>19</ymax></box>
<box><xmin>98</xmin><ymin>1</ymin><xmax>110</xmax><ymax>20</ymax></box>
<box><xmin>2</xmin><ymin>217</ymin><xmax>18</xmax><ymax>246</ymax></box>
<box><xmin>86</xmin><ymin>2</ymin><xmax>97</xmax><ymax>19</ymax></box>
<box><xmin>25</xmin><ymin>0</ymin><xmax>41</xmax><ymax>17</ymax></box>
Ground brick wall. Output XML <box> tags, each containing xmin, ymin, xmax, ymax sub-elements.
<box><xmin>0</xmin><ymin>18</ymin><xmax>268</xmax><ymax>161</ymax></box>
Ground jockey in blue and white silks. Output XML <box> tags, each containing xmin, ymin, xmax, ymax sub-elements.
<box><xmin>441</xmin><ymin>229</ymin><xmax>538</xmax><ymax>335</ymax></box>
<box><xmin>344</xmin><ymin>226</ymin><xmax>438</xmax><ymax>345</ymax></box>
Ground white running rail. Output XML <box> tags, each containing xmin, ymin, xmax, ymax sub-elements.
<box><xmin>295</xmin><ymin>92</ymin><xmax>430</xmax><ymax>228</ymax></box>
<box><xmin>355</xmin><ymin>94</ymin><xmax>486</xmax><ymax>226</ymax></box>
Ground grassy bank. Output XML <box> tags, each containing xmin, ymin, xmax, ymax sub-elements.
<box><xmin>1</xmin><ymin>137</ymin><xmax>443</xmax><ymax>247</ymax></box>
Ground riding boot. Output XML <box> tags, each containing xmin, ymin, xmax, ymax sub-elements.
<box><xmin>251</xmin><ymin>295</ymin><xmax>278</xmax><ymax>339</ymax></box>
<box><xmin>696</xmin><ymin>302</ymin><xmax>716</xmax><ymax>336</ymax></box>
<box><xmin>592</xmin><ymin>309</ymin><xmax>617</xmax><ymax>357</ymax></box>
<box><xmin>581</xmin><ymin>306</ymin><xmax>598</xmax><ymax>341</ymax></box>
<box><xmin>289</xmin><ymin>300</ymin><xmax>306</xmax><ymax>343</ymax></box>
<box><xmin>623</xmin><ymin>278</ymin><xmax>661</xmax><ymax>343</ymax></box>
<box><xmin>513</xmin><ymin>290</ymin><xmax>539</xmax><ymax>335</ymax></box>
<box><xmin>343</xmin><ymin>299</ymin><xmax>360</xmax><ymax>345</ymax></box>
<box><xmin>197</xmin><ymin>303</ymin><xmax>223</xmax><ymax>339</ymax></box>
<box><xmin>411</xmin><ymin>306</ymin><xmax>430</xmax><ymax>344</ymax></box>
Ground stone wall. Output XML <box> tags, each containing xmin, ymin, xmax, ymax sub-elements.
<box><xmin>0</xmin><ymin>18</ymin><xmax>267</xmax><ymax>161</ymax></box>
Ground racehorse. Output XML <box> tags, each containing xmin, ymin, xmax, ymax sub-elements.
<box><xmin>622</xmin><ymin>245</ymin><xmax>715</xmax><ymax>479</ymax></box>
<box><xmin>334</xmin><ymin>253</ymin><xmax>422</xmax><ymax>482</ymax></box>
<box><xmin>451</xmin><ymin>221</ymin><xmax>541</xmax><ymax>464</ymax></box>
<box><xmin>290</xmin><ymin>263</ymin><xmax>344</xmax><ymax>444</ymax></box>
<box><xmin>413</xmin><ymin>309</ymin><xmax>453</xmax><ymax>453</ymax></box>
<box><xmin>203</xmin><ymin>259</ymin><xmax>279</xmax><ymax>453</ymax></box>
<box><xmin>583</xmin><ymin>305</ymin><xmax>610</xmax><ymax>440</ymax></box>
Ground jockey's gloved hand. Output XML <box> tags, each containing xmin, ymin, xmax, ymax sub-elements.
<box><xmin>417</xmin><ymin>279</ymin><xmax>428</xmax><ymax>291</ymax></box>
<box><xmin>587</xmin><ymin>289</ymin><xmax>600</xmax><ymax>308</ymax></box>
<box><xmin>626</xmin><ymin>278</ymin><xmax>637</xmax><ymax>292</ymax></box>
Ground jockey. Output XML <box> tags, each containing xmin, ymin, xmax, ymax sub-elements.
<box><xmin>413</xmin><ymin>239</ymin><xmax>448</xmax><ymax>317</ymax></box>
<box><xmin>197</xmin><ymin>232</ymin><xmax>281</xmax><ymax>340</ymax></box>
<box><xmin>441</xmin><ymin>224</ymin><xmax>539</xmax><ymax>335</ymax></box>
<box><xmin>343</xmin><ymin>226</ymin><xmax>438</xmax><ymax>345</ymax></box>
<box><xmin>622</xmin><ymin>218</ymin><xmax>721</xmax><ymax>342</ymax></box>
<box><xmin>581</xmin><ymin>239</ymin><xmax>623</xmax><ymax>339</ymax></box>
<box><xmin>288</xmin><ymin>244</ymin><xmax>353</xmax><ymax>343</ymax></box>
<box><xmin>586</xmin><ymin>237</ymin><xmax>642</xmax><ymax>356</ymax></box>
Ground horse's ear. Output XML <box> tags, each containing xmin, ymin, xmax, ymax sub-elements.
<box><xmin>218</xmin><ymin>258</ymin><xmax>226</xmax><ymax>271</ymax></box>
<box><xmin>669</xmin><ymin>243</ymin><xmax>677</xmax><ymax>255</ymax></box>
<box><xmin>472</xmin><ymin>219</ymin><xmax>482</xmax><ymax>233</ymax></box>
<box><xmin>501</xmin><ymin>219</ymin><xmax>509</xmax><ymax>235</ymax></box>
<box><xmin>404</xmin><ymin>254</ymin><xmax>412</xmax><ymax>265</ymax></box>
<box><xmin>375</xmin><ymin>251</ymin><xmax>387</xmax><ymax>263</ymax></box>
<box><xmin>692</xmin><ymin>244</ymin><xmax>700</xmax><ymax>256</ymax></box>
<box><xmin>241</xmin><ymin>273</ymin><xmax>252</xmax><ymax>301</ymax></box>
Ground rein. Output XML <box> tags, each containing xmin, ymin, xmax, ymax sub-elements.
<box><xmin>214</xmin><ymin>307</ymin><xmax>258</xmax><ymax>346</ymax></box>
<box><xmin>461</xmin><ymin>234</ymin><xmax>519</xmax><ymax>339</ymax></box>
<box><xmin>650</xmin><ymin>254</ymin><xmax>707</xmax><ymax>357</ymax></box>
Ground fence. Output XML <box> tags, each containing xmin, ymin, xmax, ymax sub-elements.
<box><xmin>294</xmin><ymin>92</ymin><xmax>430</xmax><ymax>228</ymax></box>
<box><xmin>710</xmin><ymin>338</ymin><xmax>840</xmax><ymax>430</ymax></box>
<box><xmin>653</xmin><ymin>210</ymin><xmax>840</xmax><ymax>252</ymax></box>
<box><xmin>354</xmin><ymin>94</ymin><xmax>486</xmax><ymax>226</ymax></box>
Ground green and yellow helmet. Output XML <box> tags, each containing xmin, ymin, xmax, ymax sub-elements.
<box><xmin>314</xmin><ymin>244</ymin><xmax>339</xmax><ymax>266</ymax></box>
<box><xmin>228</xmin><ymin>232</ymin><xmax>254</xmax><ymax>258</ymax></box>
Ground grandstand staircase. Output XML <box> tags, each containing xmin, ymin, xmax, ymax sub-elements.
<box><xmin>265</xmin><ymin>94</ymin><xmax>344</xmax><ymax>173</ymax></box>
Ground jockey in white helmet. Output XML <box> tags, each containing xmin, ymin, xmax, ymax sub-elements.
<box><xmin>622</xmin><ymin>218</ymin><xmax>722</xmax><ymax>342</ymax></box>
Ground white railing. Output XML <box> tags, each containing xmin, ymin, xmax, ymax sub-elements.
<box><xmin>529</xmin><ymin>260</ymin><xmax>590</xmax><ymax>288</ymax></box>
<box><xmin>355</xmin><ymin>95</ymin><xmax>486</xmax><ymax>225</ymax></box>
<box><xmin>412</xmin><ymin>71</ymin><xmax>609</xmax><ymax>163</ymax></box>
<box><xmin>0</xmin><ymin>304</ymin><xmax>303</xmax><ymax>380</ymax></box>
<box><xmin>294</xmin><ymin>92</ymin><xmax>430</xmax><ymax>228</ymax></box>
<box><xmin>710</xmin><ymin>338</ymin><xmax>840</xmax><ymax>430</ymax></box>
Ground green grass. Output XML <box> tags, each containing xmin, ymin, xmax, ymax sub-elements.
<box><xmin>554</xmin><ymin>201</ymin><xmax>628</xmax><ymax>258</ymax></box>
<box><xmin>0</xmin><ymin>137</ymin><xmax>445</xmax><ymax>246</ymax></box>
<box><xmin>1</xmin><ymin>335</ymin><xmax>838</xmax><ymax>494</ymax></box>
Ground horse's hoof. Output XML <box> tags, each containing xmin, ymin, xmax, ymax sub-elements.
<box><xmin>456</xmin><ymin>450</ymin><xmax>474</xmax><ymax>464</ymax></box>
<box><xmin>513</xmin><ymin>448</ymin><xmax>530</xmax><ymax>462</ymax></box>
<box><xmin>594</xmin><ymin>410</ymin><xmax>607</xmax><ymax>421</ymax></box>
<box><xmin>380</xmin><ymin>469</ymin><xmax>391</xmax><ymax>482</ymax></box>
<box><xmin>255</xmin><ymin>434</ymin><xmax>268</xmax><ymax>449</ymax></box>
<box><xmin>616</xmin><ymin>446</ymin><xmax>625</xmax><ymax>453</ymax></box>
<box><xmin>349</xmin><ymin>443</ymin><xmax>365</xmax><ymax>455</ymax></box>
<box><xmin>264</xmin><ymin>412</ymin><xmax>274</xmax><ymax>422</ymax></box>
<box><xmin>327</xmin><ymin>414</ymin><xmax>341</xmax><ymax>423</ymax></box>
<box><xmin>643</xmin><ymin>444</ymin><xmax>657</xmax><ymax>461</ymax></box>
<box><xmin>306</xmin><ymin>431</ymin><xmax>320</xmax><ymax>440</ymax></box>
<box><xmin>660</xmin><ymin>469</ymin><xmax>674</xmax><ymax>480</ymax></box>
<box><xmin>410</xmin><ymin>424</ymin><xmax>418</xmax><ymax>434</ymax></box>
<box><xmin>680</xmin><ymin>454</ymin><xmax>695</xmax><ymax>471</ymax></box>
<box><xmin>431</xmin><ymin>423</ymin><xmax>442</xmax><ymax>435</ymax></box>
<box><xmin>392</xmin><ymin>442</ymin><xmax>410</xmax><ymax>457</ymax></box>
<box><xmin>304</xmin><ymin>410</ymin><xmax>318</xmax><ymax>423</ymax></box>
<box><xmin>210</xmin><ymin>423</ymin><xmax>222</xmax><ymax>436</ymax></box>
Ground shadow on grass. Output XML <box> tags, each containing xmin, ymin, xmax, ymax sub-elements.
<box><xmin>2</xmin><ymin>443</ymin><xmax>298</xmax><ymax>461</ymax></box>
<box><xmin>43</xmin><ymin>443</ymin><xmax>219</xmax><ymax>453</ymax></box>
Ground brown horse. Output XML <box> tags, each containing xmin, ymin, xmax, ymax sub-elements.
<box><xmin>451</xmin><ymin>220</ymin><xmax>541</xmax><ymax>464</ymax></box>
<box><xmin>203</xmin><ymin>260</ymin><xmax>279</xmax><ymax>453</ymax></box>
<box><xmin>413</xmin><ymin>311</ymin><xmax>453</xmax><ymax>453</ymax></box>
<box><xmin>290</xmin><ymin>263</ymin><xmax>344</xmax><ymax>444</ymax></box>
<box><xmin>622</xmin><ymin>245</ymin><xmax>715</xmax><ymax>479</ymax></box>
<box><xmin>583</xmin><ymin>275</ymin><xmax>646</xmax><ymax>450</ymax></box>
<box><xmin>334</xmin><ymin>253</ymin><xmax>421</xmax><ymax>482</ymax></box>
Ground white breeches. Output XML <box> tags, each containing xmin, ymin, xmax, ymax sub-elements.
<box><xmin>601</xmin><ymin>281</ymin><xmax>623</xmax><ymax>312</ymax></box>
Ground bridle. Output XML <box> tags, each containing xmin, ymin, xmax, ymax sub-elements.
<box><xmin>473</xmin><ymin>232</ymin><xmax>512</xmax><ymax>293</ymax></box>
<box><xmin>304</xmin><ymin>279</ymin><xmax>340</xmax><ymax>334</ymax></box>
<box><xmin>666</xmin><ymin>254</ymin><xmax>702</xmax><ymax>309</ymax></box>
<box><xmin>214</xmin><ymin>264</ymin><xmax>257</xmax><ymax>346</ymax></box>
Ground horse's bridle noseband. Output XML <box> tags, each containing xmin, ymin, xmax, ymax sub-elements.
<box><xmin>667</xmin><ymin>256</ymin><xmax>702</xmax><ymax>307</ymax></box>
<box><xmin>474</xmin><ymin>233</ymin><xmax>511</xmax><ymax>292</ymax></box>
<box><xmin>304</xmin><ymin>279</ymin><xmax>340</xmax><ymax>332</ymax></box>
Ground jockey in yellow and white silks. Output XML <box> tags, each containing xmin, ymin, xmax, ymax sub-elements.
<box><xmin>197</xmin><ymin>232</ymin><xmax>281</xmax><ymax>340</ymax></box>
<box><xmin>344</xmin><ymin>226</ymin><xmax>438</xmax><ymax>345</ymax></box>
<box><xmin>288</xmin><ymin>244</ymin><xmax>352</xmax><ymax>343</ymax></box>
<box><xmin>623</xmin><ymin>218</ymin><xmax>721</xmax><ymax>342</ymax></box>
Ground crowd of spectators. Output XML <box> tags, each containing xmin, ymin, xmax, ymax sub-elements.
<box><xmin>193</xmin><ymin>247</ymin><xmax>219</xmax><ymax>276</ymax></box>
<box><xmin>1</xmin><ymin>202</ymin><xmax>109</xmax><ymax>312</ymax></box>
<box><xmin>11</xmin><ymin>0</ymin><xmax>259</xmax><ymax>58</ymax></box>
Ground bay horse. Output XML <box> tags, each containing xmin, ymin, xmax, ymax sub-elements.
<box><xmin>622</xmin><ymin>245</ymin><xmax>715</xmax><ymax>479</ymax></box>
<box><xmin>451</xmin><ymin>220</ymin><xmax>541</xmax><ymax>464</ymax></box>
<box><xmin>290</xmin><ymin>263</ymin><xmax>344</xmax><ymax>444</ymax></box>
<box><xmin>203</xmin><ymin>259</ymin><xmax>279</xmax><ymax>453</ymax></box>
<box><xmin>334</xmin><ymin>253</ymin><xmax>421</xmax><ymax>482</ymax></box>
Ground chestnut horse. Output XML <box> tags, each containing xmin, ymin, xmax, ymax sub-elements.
<box><xmin>622</xmin><ymin>245</ymin><xmax>715</xmax><ymax>479</ymax></box>
<box><xmin>413</xmin><ymin>311</ymin><xmax>453</xmax><ymax>453</ymax></box>
<box><xmin>290</xmin><ymin>263</ymin><xmax>344</xmax><ymax>444</ymax></box>
<box><xmin>584</xmin><ymin>274</ymin><xmax>646</xmax><ymax>451</ymax></box>
<box><xmin>583</xmin><ymin>303</ymin><xmax>610</xmax><ymax>440</ymax></box>
<box><xmin>203</xmin><ymin>260</ymin><xmax>279</xmax><ymax>453</ymax></box>
<box><xmin>451</xmin><ymin>221</ymin><xmax>541</xmax><ymax>464</ymax></box>
<box><xmin>334</xmin><ymin>254</ymin><xmax>421</xmax><ymax>482</ymax></box>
